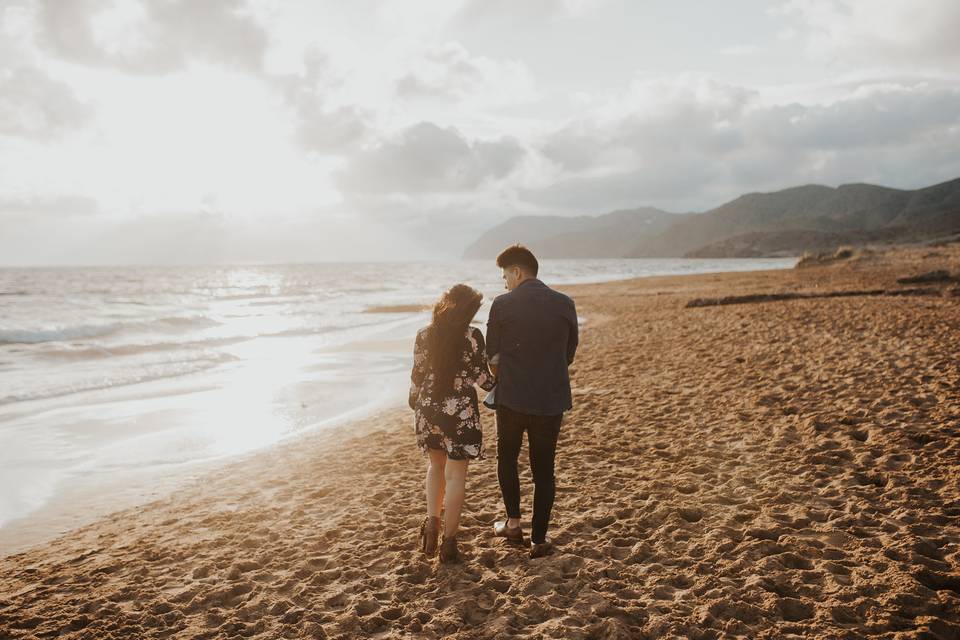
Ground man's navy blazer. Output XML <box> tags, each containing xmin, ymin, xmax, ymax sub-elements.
<box><xmin>485</xmin><ymin>278</ymin><xmax>578</xmax><ymax>416</ymax></box>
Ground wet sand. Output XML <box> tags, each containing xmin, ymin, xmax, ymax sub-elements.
<box><xmin>2</xmin><ymin>244</ymin><xmax>959</xmax><ymax>639</ymax></box>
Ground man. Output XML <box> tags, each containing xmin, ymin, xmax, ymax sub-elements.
<box><xmin>485</xmin><ymin>244</ymin><xmax>578</xmax><ymax>559</ymax></box>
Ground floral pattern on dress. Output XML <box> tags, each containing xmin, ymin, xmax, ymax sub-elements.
<box><xmin>408</xmin><ymin>325</ymin><xmax>495</xmax><ymax>460</ymax></box>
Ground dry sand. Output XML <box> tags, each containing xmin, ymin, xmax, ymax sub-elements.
<box><xmin>2</xmin><ymin>244</ymin><xmax>959</xmax><ymax>639</ymax></box>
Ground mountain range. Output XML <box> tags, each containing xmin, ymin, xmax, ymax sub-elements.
<box><xmin>462</xmin><ymin>177</ymin><xmax>960</xmax><ymax>259</ymax></box>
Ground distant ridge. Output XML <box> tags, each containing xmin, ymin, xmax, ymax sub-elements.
<box><xmin>462</xmin><ymin>177</ymin><xmax>960</xmax><ymax>259</ymax></box>
<box><xmin>462</xmin><ymin>207</ymin><xmax>674</xmax><ymax>259</ymax></box>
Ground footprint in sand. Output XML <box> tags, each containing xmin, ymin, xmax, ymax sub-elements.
<box><xmin>846</xmin><ymin>428</ymin><xmax>869</xmax><ymax>442</ymax></box>
<box><xmin>777</xmin><ymin>597</ymin><xmax>815</xmax><ymax>621</ymax></box>
<box><xmin>652</xmin><ymin>584</ymin><xmax>675</xmax><ymax>600</ymax></box>
<box><xmin>355</xmin><ymin>598</ymin><xmax>380</xmax><ymax>616</ymax></box>
<box><xmin>678</xmin><ymin>507</ymin><xmax>704</xmax><ymax>523</ymax></box>
<box><xmin>483</xmin><ymin>578</ymin><xmax>511</xmax><ymax>593</ymax></box>
<box><xmin>590</xmin><ymin>514</ymin><xmax>617</xmax><ymax>528</ymax></box>
<box><xmin>772</xmin><ymin>551</ymin><xmax>815</xmax><ymax>570</ymax></box>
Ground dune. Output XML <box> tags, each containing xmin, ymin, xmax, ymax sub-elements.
<box><xmin>2</xmin><ymin>243</ymin><xmax>959</xmax><ymax>639</ymax></box>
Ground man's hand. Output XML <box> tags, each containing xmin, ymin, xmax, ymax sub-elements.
<box><xmin>489</xmin><ymin>353</ymin><xmax>500</xmax><ymax>378</ymax></box>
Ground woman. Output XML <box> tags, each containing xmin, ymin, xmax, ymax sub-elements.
<box><xmin>409</xmin><ymin>284</ymin><xmax>495</xmax><ymax>563</ymax></box>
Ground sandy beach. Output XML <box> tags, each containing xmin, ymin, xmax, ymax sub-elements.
<box><xmin>2</xmin><ymin>244</ymin><xmax>959</xmax><ymax>639</ymax></box>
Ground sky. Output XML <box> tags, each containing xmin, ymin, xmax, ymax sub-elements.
<box><xmin>1</xmin><ymin>0</ymin><xmax>959</xmax><ymax>264</ymax></box>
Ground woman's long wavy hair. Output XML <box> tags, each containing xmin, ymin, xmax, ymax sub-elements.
<box><xmin>427</xmin><ymin>284</ymin><xmax>483</xmax><ymax>395</ymax></box>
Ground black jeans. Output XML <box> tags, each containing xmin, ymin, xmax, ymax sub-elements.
<box><xmin>496</xmin><ymin>405</ymin><xmax>562</xmax><ymax>544</ymax></box>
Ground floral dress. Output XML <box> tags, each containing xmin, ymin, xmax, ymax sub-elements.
<box><xmin>409</xmin><ymin>325</ymin><xmax>496</xmax><ymax>460</ymax></box>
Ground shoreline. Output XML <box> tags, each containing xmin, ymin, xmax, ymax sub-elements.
<box><xmin>2</xmin><ymin>246</ymin><xmax>958</xmax><ymax>638</ymax></box>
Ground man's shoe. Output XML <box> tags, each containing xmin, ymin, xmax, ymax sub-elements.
<box><xmin>529</xmin><ymin>538</ymin><xmax>553</xmax><ymax>559</ymax></box>
<box><xmin>493</xmin><ymin>520</ymin><xmax>525</xmax><ymax>545</ymax></box>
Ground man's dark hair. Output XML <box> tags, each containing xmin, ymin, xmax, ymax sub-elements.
<box><xmin>496</xmin><ymin>244</ymin><xmax>539</xmax><ymax>277</ymax></box>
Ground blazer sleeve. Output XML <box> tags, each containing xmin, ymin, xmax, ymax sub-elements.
<box><xmin>485</xmin><ymin>297</ymin><xmax>502</xmax><ymax>359</ymax></box>
<box><xmin>566</xmin><ymin>298</ymin><xmax>579</xmax><ymax>365</ymax></box>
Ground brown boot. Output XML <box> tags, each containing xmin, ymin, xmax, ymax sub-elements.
<box><xmin>439</xmin><ymin>535</ymin><xmax>459</xmax><ymax>563</ymax></box>
<box><xmin>419</xmin><ymin>516</ymin><xmax>441</xmax><ymax>556</ymax></box>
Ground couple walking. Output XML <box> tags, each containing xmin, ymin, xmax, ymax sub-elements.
<box><xmin>408</xmin><ymin>245</ymin><xmax>578</xmax><ymax>562</ymax></box>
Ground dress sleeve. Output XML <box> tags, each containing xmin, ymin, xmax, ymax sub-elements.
<box><xmin>468</xmin><ymin>328</ymin><xmax>496</xmax><ymax>391</ymax></box>
<box><xmin>409</xmin><ymin>329</ymin><xmax>427</xmax><ymax>410</ymax></box>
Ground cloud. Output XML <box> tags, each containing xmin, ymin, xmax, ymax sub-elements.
<box><xmin>331</xmin><ymin>120</ymin><xmax>533</xmax><ymax>257</ymax></box>
<box><xmin>522</xmin><ymin>161</ymin><xmax>717</xmax><ymax>213</ymax></box>
<box><xmin>373</xmin><ymin>0</ymin><xmax>608</xmax><ymax>36</ymax></box>
<box><xmin>336</xmin><ymin>121</ymin><xmax>525</xmax><ymax>195</ymax></box>
<box><xmin>0</xmin><ymin>64</ymin><xmax>93</xmax><ymax>138</ymax></box>
<box><xmin>394</xmin><ymin>42</ymin><xmax>536</xmax><ymax>106</ymax></box>
<box><xmin>0</xmin><ymin>208</ymin><xmax>432</xmax><ymax>265</ymax></box>
<box><xmin>719</xmin><ymin>45</ymin><xmax>762</xmax><ymax>56</ymax></box>
<box><xmin>0</xmin><ymin>9</ymin><xmax>92</xmax><ymax>140</ymax></box>
<box><xmin>454</xmin><ymin>0</ymin><xmax>609</xmax><ymax>23</ymax></box>
<box><xmin>295</xmin><ymin>105</ymin><xmax>369</xmax><ymax>154</ymax></box>
<box><xmin>0</xmin><ymin>193</ymin><xmax>99</xmax><ymax>217</ymax></box>
<box><xmin>32</xmin><ymin>0</ymin><xmax>268</xmax><ymax>74</ymax></box>
<box><xmin>529</xmin><ymin>75</ymin><xmax>960</xmax><ymax>212</ymax></box>
<box><xmin>541</xmin><ymin>76</ymin><xmax>755</xmax><ymax>173</ymax></box>
<box><xmin>20</xmin><ymin>1</ymin><xmax>369</xmax><ymax>154</ymax></box>
<box><xmin>743</xmin><ymin>84</ymin><xmax>960</xmax><ymax>150</ymax></box>
<box><xmin>265</xmin><ymin>49</ymin><xmax>370</xmax><ymax>154</ymax></box>
<box><xmin>778</xmin><ymin>0</ymin><xmax>960</xmax><ymax>68</ymax></box>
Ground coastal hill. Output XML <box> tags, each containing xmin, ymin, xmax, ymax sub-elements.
<box><xmin>462</xmin><ymin>177</ymin><xmax>960</xmax><ymax>259</ymax></box>
<box><xmin>463</xmin><ymin>207</ymin><xmax>675</xmax><ymax>259</ymax></box>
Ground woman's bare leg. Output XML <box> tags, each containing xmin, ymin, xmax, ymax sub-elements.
<box><xmin>426</xmin><ymin>449</ymin><xmax>447</xmax><ymax>518</ymax></box>
<box><xmin>443</xmin><ymin>458</ymin><xmax>469</xmax><ymax>537</ymax></box>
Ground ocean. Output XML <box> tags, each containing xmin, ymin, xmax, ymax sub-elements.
<box><xmin>0</xmin><ymin>258</ymin><xmax>795</xmax><ymax>551</ymax></box>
